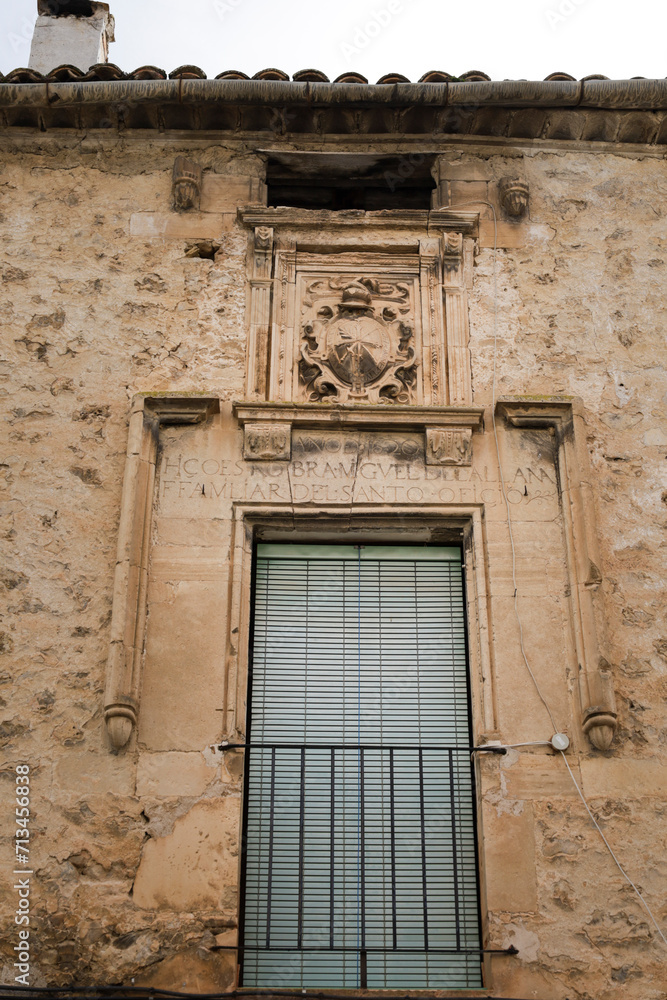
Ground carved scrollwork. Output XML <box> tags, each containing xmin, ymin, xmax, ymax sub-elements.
<box><xmin>299</xmin><ymin>278</ymin><xmax>418</xmax><ymax>404</ymax></box>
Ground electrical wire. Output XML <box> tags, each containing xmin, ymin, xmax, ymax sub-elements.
<box><xmin>436</xmin><ymin>199</ymin><xmax>667</xmax><ymax>948</ymax></box>
<box><xmin>486</xmin><ymin>201</ymin><xmax>560</xmax><ymax>736</ymax></box>
<box><xmin>431</xmin><ymin>201</ymin><xmax>559</xmax><ymax>730</ymax></box>
<box><xmin>559</xmin><ymin>750</ymin><xmax>667</xmax><ymax>946</ymax></box>
<box><xmin>356</xmin><ymin>544</ymin><xmax>362</xmax><ymax>984</ymax></box>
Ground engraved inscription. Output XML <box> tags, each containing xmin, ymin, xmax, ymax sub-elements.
<box><xmin>158</xmin><ymin>432</ymin><xmax>557</xmax><ymax>512</ymax></box>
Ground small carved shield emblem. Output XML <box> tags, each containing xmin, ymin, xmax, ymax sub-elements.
<box><xmin>327</xmin><ymin>316</ymin><xmax>391</xmax><ymax>387</ymax></box>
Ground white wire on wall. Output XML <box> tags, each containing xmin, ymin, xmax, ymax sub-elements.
<box><xmin>437</xmin><ymin>200</ymin><xmax>667</xmax><ymax>948</ymax></box>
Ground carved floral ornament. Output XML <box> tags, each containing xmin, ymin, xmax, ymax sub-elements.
<box><xmin>299</xmin><ymin>278</ymin><xmax>417</xmax><ymax>404</ymax></box>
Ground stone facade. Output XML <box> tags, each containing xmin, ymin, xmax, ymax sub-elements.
<box><xmin>1</xmin><ymin>73</ymin><xmax>667</xmax><ymax>1000</ymax></box>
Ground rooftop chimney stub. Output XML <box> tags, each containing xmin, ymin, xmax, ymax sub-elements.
<box><xmin>38</xmin><ymin>1</ymin><xmax>95</xmax><ymax>16</ymax></box>
<box><xmin>30</xmin><ymin>1</ymin><xmax>115</xmax><ymax>74</ymax></box>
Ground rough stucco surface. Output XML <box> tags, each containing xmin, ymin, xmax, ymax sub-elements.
<box><xmin>0</xmin><ymin>135</ymin><xmax>666</xmax><ymax>999</ymax></box>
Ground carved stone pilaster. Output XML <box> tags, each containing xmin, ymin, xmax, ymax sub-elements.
<box><xmin>104</xmin><ymin>394</ymin><xmax>219</xmax><ymax>750</ymax></box>
<box><xmin>172</xmin><ymin>156</ymin><xmax>202</xmax><ymax>211</ymax></box>
<box><xmin>247</xmin><ymin>226</ymin><xmax>274</xmax><ymax>398</ymax></box>
<box><xmin>497</xmin><ymin>399</ymin><xmax>618</xmax><ymax>751</ymax></box>
<box><xmin>440</xmin><ymin>230</ymin><xmax>472</xmax><ymax>406</ymax></box>
<box><xmin>499</xmin><ymin>177</ymin><xmax>529</xmax><ymax>218</ymax></box>
<box><xmin>269</xmin><ymin>239</ymin><xmax>297</xmax><ymax>402</ymax></box>
<box><xmin>425</xmin><ymin>427</ymin><xmax>472</xmax><ymax>466</ymax></box>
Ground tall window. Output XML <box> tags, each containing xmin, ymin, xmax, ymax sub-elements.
<box><xmin>241</xmin><ymin>544</ymin><xmax>482</xmax><ymax>989</ymax></box>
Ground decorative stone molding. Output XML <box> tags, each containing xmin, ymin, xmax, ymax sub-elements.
<box><xmin>243</xmin><ymin>422</ymin><xmax>291</xmax><ymax>461</ymax></box>
<box><xmin>221</xmin><ymin>506</ymin><xmax>495</xmax><ymax>744</ymax></box>
<box><xmin>498</xmin><ymin>178</ymin><xmax>529</xmax><ymax>218</ymax></box>
<box><xmin>234</xmin><ymin>401</ymin><xmax>483</xmax><ymax>469</ymax></box>
<box><xmin>238</xmin><ymin>208</ymin><xmax>480</xmax><ymax>409</ymax></box>
<box><xmin>442</xmin><ymin>231</ymin><xmax>464</xmax><ymax>259</ymax></box>
<box><xmin>496</xmin><ymin>398</ymin><xmax>617</xmax><ymax>751</ymax></box>
<box><xmin>104</xmin><ymin>393</ymin><xmax>219</xmax><ymax>750</ymax></box>
<box><xmin>172</xmin><ymin>156</ymin><xmax>202</xmax><ymax>211</ymax></box>
<box><xmin>425</xmin><ymin>427</ymin><xmax>473</xmax><ymax>466</ymax></box>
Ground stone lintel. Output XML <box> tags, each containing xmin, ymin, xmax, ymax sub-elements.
<box><xmin>237</xmin><ymin>206</ymin><xmax>479</xmax><ymax>235</ymax></box>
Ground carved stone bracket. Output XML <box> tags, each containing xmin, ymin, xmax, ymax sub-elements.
<box><xmin>425</xmin><ymin>427</ymin><xmax>472</xmax><ymax>466</ymax></box>
<box><xmin>496</xmin><ymin>398</ymin><xmax>617</xmax><ymax>751</ymax></box>
<box><xmin>498</xmin><ymin>177</ymin><xmax>529</xmax><ymax>218</ymax></box>
<box><xmin>243</xmin><ymin>421</ymin><xmax>291</xmax><ymax>461</ymax></box>
<box><xmin>104</xmin><ymin>393</ymin><xmax>219</xmax><ymax>751</ymax></box>
<box><xmin>172</xmin><ymin>156</ymin><xmax>202</xmax><ymax>211</ymax></box>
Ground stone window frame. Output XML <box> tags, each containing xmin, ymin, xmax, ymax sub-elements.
<box><xmin>222</xmin><ymin>502</ymin><xmax>497</xmax><ymax>989</ymax></box>
<box><xmin>105</xmin><ymin>395</ymin><xmax>616</xmax><ymax>754</ymax></box>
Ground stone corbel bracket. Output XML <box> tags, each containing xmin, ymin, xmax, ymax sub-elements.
<box><xmin>234</xmin><ymin>401</ymin><xmax>484</xmax><ymax>465</ymax></box>
<box><xmin>104</xmin><ymin>393</ymin><xmax>220</xmax><ymax>751</ymax></box>
<box><xmin>498</xmin><ymin>177</ymin><xmax>529</xmax><ymax>218</ymax></box>
<box><xmin>172</xmin><ymin>155</ymin><xmax>202</xmax><ymax>211</ymax></box>
<box><xmin>496</xmin><ymin>398</ymin><xmax>617</xmax><ymax>750</ymax></box>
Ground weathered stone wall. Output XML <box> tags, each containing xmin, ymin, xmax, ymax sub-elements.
<box><xmin>1</xmin><ymin>134</ymin><xmax>666</xmax><ymax>999</ymax></box>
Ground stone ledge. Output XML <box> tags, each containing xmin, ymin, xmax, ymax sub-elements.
<box><xmin>233</xmin><ymin>400</ymin><xmax>485</xmax><ymax>431</ymax></box>
<box><xmin>238</xmin><ymin>206</ymin><xmax>480</xmax><ymax>233</ymax></box>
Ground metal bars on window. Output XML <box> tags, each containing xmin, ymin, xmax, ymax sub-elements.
<box><xmin>241</xmin><ymin>546</ymin><xmax>482</xmax><ymax>989</ymax></box>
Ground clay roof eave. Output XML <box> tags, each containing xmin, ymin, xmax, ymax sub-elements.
<box><xmin>1</xmin><ymin>77</ymin><xmax>667</xmax><ymax>144</ymax></box>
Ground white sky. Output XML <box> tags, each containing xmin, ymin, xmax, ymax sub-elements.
<box><xmin>1</xmin><ymin>0</ymin><xmax>665</xmax><ymax>82</ymax></box>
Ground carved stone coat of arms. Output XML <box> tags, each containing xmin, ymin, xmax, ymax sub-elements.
<box><xmin>299</xmin><ymin>279</ymin><xmax>417</xmax><ymax>404</ymax></box>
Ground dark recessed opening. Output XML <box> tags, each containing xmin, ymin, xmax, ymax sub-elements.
<box><xmin>40</xmin><ymin>0</ymin><xmax>95</xmax><ymax>17</ymax></box>
<box><xmin>266</xmin><ymin>154</ymin><xmax>437</xmax><ymax>211</ymax></box>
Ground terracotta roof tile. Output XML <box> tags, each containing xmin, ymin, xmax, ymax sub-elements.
<box><xmin>0</xmin><ymin>65</ymin><xmax>657</xmax><ymax>84</ymax></box>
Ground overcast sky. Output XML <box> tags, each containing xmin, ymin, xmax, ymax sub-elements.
<box><xmin>1</xmin><ymin>0</ymin><xmax>665</xmax><ymax>81</ymax></box>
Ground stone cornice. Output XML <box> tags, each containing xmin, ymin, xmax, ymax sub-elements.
<box><xmin>1</xmin><ymin>78</ymin><xmax>667</xmax><ymax>144</ymax></box>
<box><xmin>233</xmin><ymin>401</ymin><xmax>485</xmax><ymax>432</ymax></box>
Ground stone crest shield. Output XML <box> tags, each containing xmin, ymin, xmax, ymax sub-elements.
<box><xmin>300</xmin><ymin>279</ymin><xmax>417</xmax><ymax>404</ymax></box>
